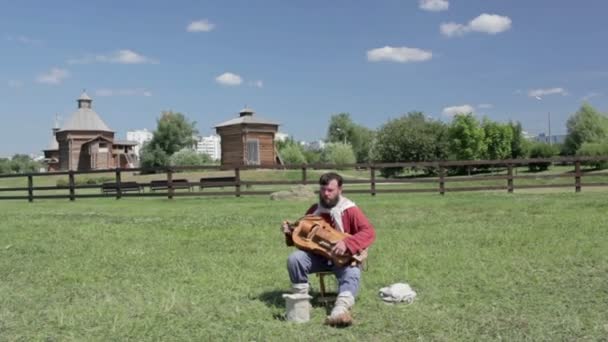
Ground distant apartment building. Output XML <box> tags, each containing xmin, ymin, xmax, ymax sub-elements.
<box><xmin>126</xmin><ymin>129</ymin><xmax>153</xmax><ymax>157</ymax></box>
<box><xmin>534</xmin><ymin>133</ymin><xmax>567</xmax><ymax>145</ymax></box>
<box><xmin>196</xmin><ymin>134</ymin><xmax>221</xmax><ymax>160</ymax></box>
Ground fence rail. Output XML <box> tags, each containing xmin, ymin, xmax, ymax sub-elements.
<box><xmin>1</xmin><ymin>156</ymin><xmax>608</xmax><ymax>201</ymax></box>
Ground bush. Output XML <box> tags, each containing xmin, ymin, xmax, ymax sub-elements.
<box><xmin>56</xmin><ymin>176</ymin><xmax>114</xmax><ymax>187</ymax></box>
<box><xmin>170</xmin><ymin>149</ymin><xmax>212</xmax><ymax>168</ymax></box>
<box><xmin>528</xmin><ymin>142</ymin><xmax>559</xmax><ymax>172</ymax></box>
<box><xmin>279</xmin><ymin>144</ymin><xmax>307</xmax><ymax>165</ymax></box>
<box><xmin>576</xmin><ymin>142</ymin><xmax>608</xmax><ymax>169</ymax></box>
<box><xmin>321</xmin><ymin>143</ymin><xmax>356</xmax><ymax>168</ymax></box>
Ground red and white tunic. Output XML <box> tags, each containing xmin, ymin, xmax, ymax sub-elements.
<box><xmin>305</xmin><ymin>196</ymin><xmax>376</xmax><ymax>255</ymax></box>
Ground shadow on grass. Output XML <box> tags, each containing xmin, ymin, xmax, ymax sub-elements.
<box><xmin>257</xmin><ymin>289</ymin><xmax>333</xmax><ymax>317</ymax></box>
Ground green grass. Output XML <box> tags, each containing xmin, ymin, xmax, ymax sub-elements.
<box><xmin>1</xmin><ymin>192</ymin><xmax>607</xmax><ymax>341</ymax></box>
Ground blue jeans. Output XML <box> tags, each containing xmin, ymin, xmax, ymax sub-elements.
<box><xmin>287</xmin><ymin>250</ymin><xmax>361</xmax><ymax>296</ymax></box>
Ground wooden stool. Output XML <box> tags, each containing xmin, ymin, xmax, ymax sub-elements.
<box><xmin>316</xmin><ymin>271</ymin><xmax>337</xmax><ymax>305</ymax></box>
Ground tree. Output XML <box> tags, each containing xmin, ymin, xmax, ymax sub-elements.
<box><xmin>279</xmin><ymin>144</ymin><xmax>307</xmax><ymax>164</ymax></box>
<box><xmin>140</xmin><ymin>142</ymin><xmax>169</xmax><ymax>170</ymax></box>
<box><xmin>576</xmin><ymin>142</ymin><xmax>608</xmax><ymax>169</ymax></box>
<box><xmin>151</xmin><ymin>111</ymin><xmax>198</xmax><ymax>155</ymax></box>
<box><xmin>170</xmin><ymin>148</ymin><xmax>212</xmax><ymax>167</ymax></box>
<box><xmin>528</xmin><ymin>142</ymin><xmax>559</xmax><ymax>172</ymax></box>
<box><xmin>372</xmin><ymin>112</ymin><xmax>448</xmax><ymax>176</ymax></box>
<box><xmin>140</xmin><ymin>111</ymin><xmax>198</xmax><ymax>170</ymax></box>
<box><xmin>0</xmin><ymin>158</ymin><xmax>11</xmax><ymax>174</ymax></box>
<box><xmin>326</xmin><ymin>113</ymin><xmax>374</xmax><ymax>163</ymax></box>
<box><xmin>9</xmin><ymin>154</ymin><xmax>41</xmax><ymax>173</ymax></box>
<box><xmin>321</xmin><ymin>142</ymin><xmax>356</xmax><ymax>167</ymax></box>
<box><xmin>509</xmin><ymin>121</ymin><xmax>529</xmax><ymax>158</ymax></box>
<box><xmin>563</xmin><ymin>103</ymin><xmax>608</xmax><ymax>155</ymax></box>
<box><xmin>448</xmin><ymin>114</ymin><xmax>487</xmax><ymax>160</ymax></box>
<box><xmin>482</xmin><ymin>119</ymin><xmax>513</xmax><ymax>160</ymax></box>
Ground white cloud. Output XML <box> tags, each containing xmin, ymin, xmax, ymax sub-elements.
<box><xmin>419</xmin><ymin>0</ymin><xmax>449</xmax><ymax>12</ymax></box>
<box><xmin>528</xmin><ymin>87</ymin><xmax>568</xmax><ymax>98</ymax></box>
<box><xmin>581</xmin><ymin>92</ymin><xmax>601</xmax><ymax>101</ymax></box>
<box><xmin>441</xmin><ymin>13</ymin><xmax>512</xmax><ymax>37</ymax></box>
<box><xmin>249</xmin><ymin>80</ymin><xmax>264</xmax><ymax>88</ymax></box>
<box><xmin>442</xmin><ymin>104</ymin><xmax>474</xmax><ymax>117</ymax></box>
<box><xmin>440</xmin><ymin>23</ymin><xmax>468</xmax><ymax>37</ymax></box>
<box><xmin>469</xmin><ymin>14</ymin><xmax>512</xmax><ymax>34</ymax></box>
<box><xmin>36</xmin><ymin>68</ymin><xmax>69</xmax><ymax>85</ymax></box>
<box><xmin>216</xmin><ymin>72</ymin><xmax>243</xmax><ymax>86</ymax></box>
<box><xmin>95</xmin><ymin>88</ymin><xmax>152</xmax><ymax>97</ymax></box>
<box><xmin>68</xmin><ymin>49</ymin><xmax>158</xmax><ymax>64</ymax></box>
<box><xmin>5</xmin><ymin>34</ymin><xmax>42</xmax><ymax>45</ymax></box>
<box><xmin>478</xmin><ymin>103</ymin><xmax>493</xmax><ymax>109</ymax></box>
<box><xmin>187</xmin><ymin>19</ymin><xmax>215</xmax><ymax>32</ymax></box>
<box><xmin>367</xmin><ymin>46</ymin><xmax>432</xmax><ymax>63</ymax></box>
<box><xmin>8</xmin><ymin>80</ymin><xmax>24</xmax><ymax>88</ymax></box>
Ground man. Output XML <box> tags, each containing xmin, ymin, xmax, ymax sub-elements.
<box><xmin>282</xmin><ymin>172</ymin><xmax>376</xmax><ymax>327</ymax></box>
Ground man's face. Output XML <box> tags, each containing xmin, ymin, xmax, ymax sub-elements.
<box><xmin>319</xmin><ymin>179</ymin><xmax>342</xmax><ymax>208</ymax></box>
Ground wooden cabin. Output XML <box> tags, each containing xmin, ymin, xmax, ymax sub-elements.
<box><xmin>45</xmin><ymin>92</ymin><xmax>138</xmax><ymax>171</ymax></box>
<box><xmin>214</xmin><ymin>107</ymin><xmax>280</xmax><ymax>166</ymax></box>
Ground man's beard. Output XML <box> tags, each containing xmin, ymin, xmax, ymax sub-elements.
<box><xmin>319</xmin><ymin>194</ymin><xmax>340</xmax><ymax>208</ymax></box>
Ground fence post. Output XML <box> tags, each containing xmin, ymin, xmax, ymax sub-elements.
<box><xmin>507</xmin><ymin>164</ymin><xmax>514</xmax><ymax>193</ymax></box>
<box><xmin>370</xmin><ymin>165</ymin><xmax>376</xmax><ymax>196</ymax></box>
<box><xmin>68</xmin><ymin>170</ymin><xmax>75</xmax><ymax>201</ymax></box>
<box><xmin>167</xmin><ymin>168</ymin><xmax>174</xmax><ymax>200</ymax></box>
<box><xmin>27</xmin><ymin>175</ymin><xmax>34</xmax><ymax>203</ymax></box>
<box><xmin>235</xmin><ymin>167</ymin><xmax>241</xmax><ymax>197</ymax></box>
<box><xmin>575</xmin><ymin>160</ymin><xmax>581</xmax><ymax>193</ymax></box>
<box><xmin>302</xmin><ymin>166</ymin><xmax>307</xmax><ymax>185</ymax></box>
<box><xmin>439</xmin><ymin>164</ymin><xmax>445</xmax><ymax>196</ymax></box>
<box><xmin>115</xmin><ymin>168</ymin><xmax>122</xmax><ymax>200</ymax></box>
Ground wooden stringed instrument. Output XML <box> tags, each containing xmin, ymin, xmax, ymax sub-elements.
<box><xmin>285</xmin><ymin>215</ymin><xmax>367</xmax><ymax>267</ymax></box>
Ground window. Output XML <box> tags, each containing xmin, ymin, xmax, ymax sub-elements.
<box><xmin>246</xmin><ymin>139</ymin><xmax>260</xmax><ymax>165</ymax></box>
<box><xmin>99</xmin><ymin>142</ymin><xmax>108</xmax><ymax>153</ymax></box>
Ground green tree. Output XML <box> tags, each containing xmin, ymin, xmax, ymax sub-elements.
<box><xmin>528</xmin><ymin>142</ymin><xmax>559</xmax><ymax>172</ymax></box>
<box><xmin>509</xmin><ymin>121</ymin><xmax>529</xmax><ymax>158</ymax></box>
<box><xmin>151</xmin><ymin>111</ymin><xmax>198</xmax><ymax>155</ymax></box>
<box><xmin>170</xmin><ymin>148</ymin><xmax>212</xmax><ymax>167</ymax></box>
<box><xmin>302</xmin><ymin>149</ymin><xmax>321</xmax><ymax>164</ymax></box>
<box><xmin>372</xmin><ymin>112</ymin><xmax>448</xmax><ymax>176</ymax></box>
<box><xmin>482</xmin><ymin>119</ymin><xmax>513</xmax><ymax>160</ymax></box>
<box><xmin>140</xmin><ymin>143</ymin><xmax>170</xmax><ymax>170</ymax></box>
<box><xmin>448</xmin><ymin>114</ymin><xmax>487</xmax><ymax>160</ymax></box>
<box><xmin>140</xmin><ymin>111</ymin><xmax>198</xmax><ymax>170</ymax></box>
<box><xmin>0</xmin><ymin>158</ymin><xmax>12</xmax><ymax>174</ymax></box>
<box><xmin>576</xmin><ymin>142</ymin><xmax>608</xmax><ymax>169</ymax></box>
<box><xmin>279</xmin><ymin>144</ymin><xmax>307</xmax><ymax>164</ymax></box>
<box><xmin>321</xmin><ymin>142</ymin><xmax>356</xmax><ymax>167</ymax></box>
<box><xmin>326</xmin><ymin>113</ymin><xmax>374</xmax><ymax>163</ymax></box>
<box><xmin>563</xmin><ymin>103</ymin><xmax>608</xmax><ymax>155</ymax></box>
<box><xmin>10</xmin><ymin>154</ymin><xmax>41</xmax><ymax>173</ymax></box>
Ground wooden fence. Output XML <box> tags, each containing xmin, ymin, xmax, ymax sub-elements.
<box><xmin>1</xmin><ymin>156</ymin><xmax>608</xmax><ymax>202</ymax></box>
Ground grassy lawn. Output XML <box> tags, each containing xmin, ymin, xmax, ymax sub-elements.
<box><xmin>1</xmin><ymin>192</ymin><xmax>607</xmax><ymax>341</ymax></box>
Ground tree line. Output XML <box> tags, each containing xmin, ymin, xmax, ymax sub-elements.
<box><xmin>277</xmin><ymin>103</ymin><xmax>608</xmax><ymax>174</ymax></box>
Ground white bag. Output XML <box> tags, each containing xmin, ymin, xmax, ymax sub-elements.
<box><xmin>379</xmin><ymin>283</ymin><xmax>417</xmax><ymax>304</ymax></box>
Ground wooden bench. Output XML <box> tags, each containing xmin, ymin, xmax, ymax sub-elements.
<box><xmin>101</xmin><ymin>182</ymin><xmax>142</xmax><ymax>194</ymax></box>
<box><xmin>199</xmin><ymin>176</ymin><xmax>236</xmax><ymax>190</ymax></box>
<box><xmin>149</xmin><ymin>179</ymin><xmax>192</xmax><ymax>192</ymax></box>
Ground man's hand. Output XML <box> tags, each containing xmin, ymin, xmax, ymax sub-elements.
<box><xmin>281</xmin><ymin>221</ymin><xmax>292</xmax><ymax>235</ymax></box>
<box><xmin>331</xmin><ymin>240</ymin><xmax>348</xmax><ymax>256</ymax></box>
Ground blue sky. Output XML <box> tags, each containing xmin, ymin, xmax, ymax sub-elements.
<box><xmin>1</xmin><ymin>0</ymin><xmax>607</xmax><ymax>157</ymax></box>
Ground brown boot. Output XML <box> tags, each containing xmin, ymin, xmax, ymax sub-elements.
<box><xmin>324</xmin><ymin>311</ymin><xmax>353</xmax><ymax>327</ymax></box>
<box><xmin>324</xmin><ymin>291</ymin><xmax>355</xmax><ymax>327</ymax></box>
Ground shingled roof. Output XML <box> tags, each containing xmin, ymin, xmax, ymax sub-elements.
<box><xmin>214</xmin><ymin>107</ymin><xmax>279</xmax><ymax>128</ymax></box>
<box><xmin>58</xmin><ymin>91</ymin><xmax>113</xmax><ymax>132</ymax></box>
